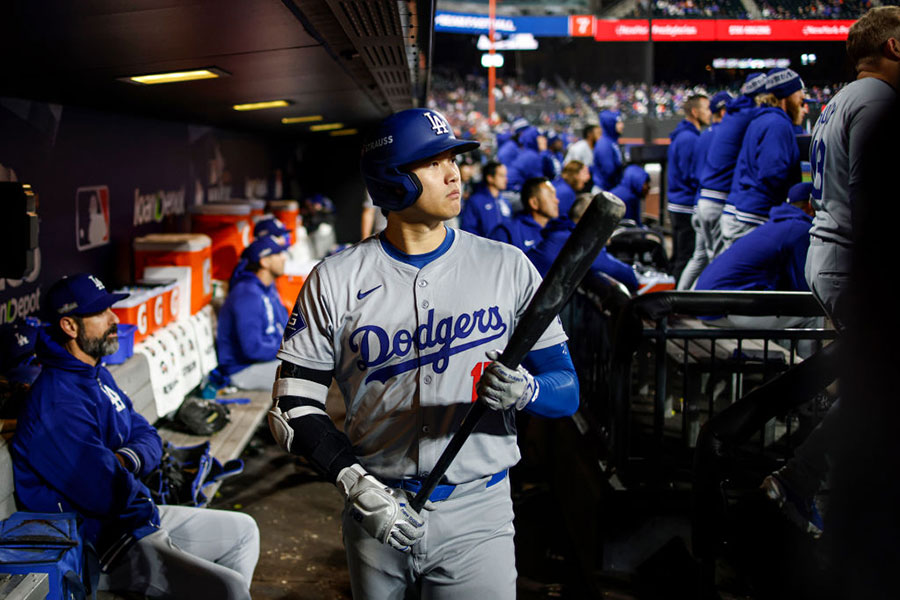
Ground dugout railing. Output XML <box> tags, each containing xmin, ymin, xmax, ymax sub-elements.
<box><xmin>605</xmin><ymin>290</ymin><xmax>837</xmax><ymax>486</ymax></box>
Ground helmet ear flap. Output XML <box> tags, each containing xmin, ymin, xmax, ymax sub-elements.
<box><xmin>363</xmin><ymin>167</ymin><xmax>423</xmax><ymax>212</ymax></box>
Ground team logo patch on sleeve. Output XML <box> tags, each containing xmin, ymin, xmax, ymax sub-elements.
<box><xmin>284</xmin><ymin>300</ymin><xmax>308</xmax><ymax>340</ymax></box>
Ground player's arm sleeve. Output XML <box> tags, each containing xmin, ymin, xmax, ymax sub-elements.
<box><xmin>755</xmin><ymin>126</ymin><xmax>797</xmax><ymax>194</ymax></box>
<box><xmin>233</xmin><ymin>289</ymin><xmax>283</xmax><ymax>362</ymax></box>
<box><xmin>848</xmin><ymin>97</ymin><xmax>895</xmax><ymax>225</ymax></box>
<box><xmin>681</xmin><ymin>136</ymin><xmax>700</xmax><ymax>192</ymax></box>
<box><xmin>117</xmin><ymin>403</ymin><xmax>163</xmax><ymax>478</ymax></box>
<box><xmin>25</xmin><ymin>400</ymin><xmax>152</xmax><ymax>519</ymax></box>
<box><xmin>591</xmin><ymin>248</ymin><xmax>639</xmax><ymax>293</ymax></box>
<box><xmin>522</xmin><ymin>343</ymin><xmax>579</xmax><ymax>418</ymax></box>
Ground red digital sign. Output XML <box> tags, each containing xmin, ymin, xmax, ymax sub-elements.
<box><xmin>593</xmin><ymin>18</ymin><xmax>854</xmax><ymax>42</ymax></box>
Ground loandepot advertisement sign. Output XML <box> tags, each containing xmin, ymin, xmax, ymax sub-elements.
<box><xmin>133</xmin><ymin>186</ymin><xmax>186</xmax><ymax>226</ymax></box>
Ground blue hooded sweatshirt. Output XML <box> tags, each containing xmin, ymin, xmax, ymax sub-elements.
<box><xmin>541</xmin><ymin>148</ymin><xmax>564</xmax><ymax>181</ymax></box>
<box><xmin>217</xmin><ymin>269</ymin><xmax>289</xmax><ymax>376</ymax></box>
<box><xmin>695</xmin><ymin>203</ymin><xmax>812</xmax><ymax>292</ymax></box>
<box><xmin>666</xmin><ymin>119</ymin><xmax>702</xmax><ymax>214</ymax></box>
<box><xmin>610</xmin><ymin>165</ymin><xmax>650</xmax><ymax>226</ymax></box>
<box><xmin>593</xmin><ymin>110</ymin><xmax>623</xmax><ymax>190</ymax></box>
<box><xmin>527</xmin><ymin>219</ymin><xmax>638</xmax><ymax>292</ymax></box>
<box><xmin>698</xmin><ymin>95</ymin><xmax>761</xmax><ymax>202</ymax></box>
<box><xmin>728</xmin><ymin>107</ymin><xmax>801</xmax><ymax>224</ymax></box>
<box><xmin>459</xmin><ymin>182</ymin><xmax>512</xmax><ymax>238</ymax></box>
<box><xmin>12</xmin><ymin>329</ymin><xmax>162</xmax><ymax>567</ymax></box>
<box><xmin>497</xmin><ymin>136</ymin><xmax>520</xmax><ymax>168</ymax></box>
<box><xmin>691</xmin><ymin>121</ymin><xmax>719</xmax><ymax>202</ymax></box>
<box><xmin>488</xmin><ymin>212</ymin><xmax>545</xmax><ymax>252</ymax></box>
<box><xmin>507</xmin><ymin>127</ymin><xmax>543</xmax><ymax>191</ymax></box>
<box><xmin>553</xmin><ymin>178</ymin><xmax>577</xmax><ymax>220</ymax></box>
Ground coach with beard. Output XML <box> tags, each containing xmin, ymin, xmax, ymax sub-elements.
<box><xmin>11</xmin><ymin>273</ymin><xmax>259</xmax><ymax>599</ymax></box>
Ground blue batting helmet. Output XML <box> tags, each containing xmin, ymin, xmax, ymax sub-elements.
<box><xmin>360</xmin><ymin>108</ymin><xmax>480</xmax><ymax>211</ymax></box>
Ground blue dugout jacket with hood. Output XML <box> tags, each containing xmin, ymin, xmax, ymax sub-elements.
<box><xmin>497</xmin><ymin>137</ymin><xmax>520</xmax><ymax>168</ymax></box>
<box><xmin>527</xmin><ymin>219</ymin><xmax>638</xmax><ymax>292</ymax></box>
<box><xmin>541</xmin><ymin>149</ymin><xmax>564</xmax><ymax>181</ymax></box>
<box><xmin>696</xmin><ymin>203</ymin><xmax>812</xmax><ymax>292</ymax></box>
<box><xmin>217</xmin><ymin>268</ymin><xmax>289</xmax><ymax>376</ymax></box>
<box><xmin>12</xmin><ymin>329</ymin><xmax>162</xmax><ymax>568</ymax></box>
<box><xmin>691</xmin><ymin>121</ymin><xmax>719</xmax><ymax>202</ymax></box>
<box><xmin>698</xmin><ymin>95</ymin><xmax>760</xmax><ymax>202</ymax></box>
<box><xmin>507</xmin><ymin>127</ymin><xmax>543</xmax><ymax>191</ymax></box>
<box><xmin>488</xmin><ymin>212</ymin><xmax>545</xmax><ymax>252</ymax></box>
<box><xmin>593</xmin><ymin>110</ymin><xmax>623</xmax><ymax>190</ymax></box>
<box><xmin>728</xmin><ymin>107</ymin><xmax>801</xmax><ymax>225</ymax></box>
<box><xmin>459</xmin><ymin>183</ymin><xmax>512</xmax><ymax>237</ymax></box>
<box><xmin>553</xmin><ymin>178</ymin><xmax>577</xmax><ymax>220</ymax></box>
<box><xmin>610</xmin><ymin>165</ymin><xmax>650</xmax><ymax>226</ymax></box>
<box><xmin>666</xmin><ymin>119</ymin><xmax>702</xmax><ymax>214</ymax></box>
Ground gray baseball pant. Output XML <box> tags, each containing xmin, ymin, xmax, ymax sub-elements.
<box><xmin>678</xmin><ymin>200</ymin><xmax>725</xmax><ymax>290</ymax></box>
<box><xmin>719</xmin><ymin>212</ymin><xmax>758</xmax><ymax>251</ymax></box>
<box><xmin>228</xmin><ymin>359</ymin><xmax>280</xmax><ymax>390</ymax></box>
<box><xmin>99</xmin><ymin>505</ymin><xmax>260</xmax><ymax>599</ymax></box>
<box><xmin>343</xmin><ymin>476</ymin><xmax>517</xmax><ymax>600</ymax></box>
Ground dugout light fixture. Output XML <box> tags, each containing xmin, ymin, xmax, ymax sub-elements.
<box><xmin>233</xmin><ymin>100</ymin><xmax>292</xmax><ymax>112</ymax></box>
<box><xmin>121</xmin><ymin>68</ymin><xmax>228</xmax><ymax>85</ymax></box>
<box><xmin>310</xmin><ymin>123</ymin><xmax>344</xmax><ymax>132</ymax></box>
<box><xmin>282</xmin><ymin>115</ymin><xmax>324</xmax><ymax>124</ymax></box>
<box><xmin>329</xmin><ymin>129</ymin><xmax>358</xmax><ymax>137</ymax></box>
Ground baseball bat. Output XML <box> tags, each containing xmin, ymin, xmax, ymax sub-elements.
<box><xmin>410</xmin><ymin>191</ymin><xmax>627</xmax><ymax>512</ymax></box>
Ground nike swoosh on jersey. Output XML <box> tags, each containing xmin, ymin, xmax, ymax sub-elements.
<box><xmin>357</xmin><ymin>285</ymin><xmax>383</xmax><ymax>300</ymax></box>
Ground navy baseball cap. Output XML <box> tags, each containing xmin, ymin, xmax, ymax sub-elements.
<box><xmin>254</xmin><ymin>216</ymin><xmax>290</xmax><ymax>240</ymax></box>
<box><xmin>766</xmin><ymin>68</ymin><xmax>805</xmax><ymax>99</ymax></box>
<box><xmin>740</xmin><ymin>73</ymin><xmax>767</xmax><ymax>97</ymax></box>
<box><xmin>242</xmin><ymin>236</ymin><xmax>287</xmax><ymax>263</ymax></box>
<box><xmin>710</xmin><ymin>91</ymin><xmax>733</xmax><ymax>113</ymax></box>
<box><xmin>45</xmin><ymin>274</ymin><xmax>128</xmax><ymax>319</ymax></box>
<box><xmin>787</xmin><ymin>182</ymin><xmax>814</xmax><ymax>204</ymax></box>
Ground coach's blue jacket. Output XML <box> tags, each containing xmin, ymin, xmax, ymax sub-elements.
<box><xmin>729</xmin><ymin>107</ymin><xmax>801</xmax><ymax>224</ymax></box>
<box><xmin>696</xmin><ymin>203</ymin><xmax>812</xmax><ymax>292</ymax></box>
<box><xmin>698</xmin><ymin>95</ymin><xmax>760</xmax><ymax>199</ymax></box>
<box><xmin>507</xmin><ymin>127</ymin><xmax>543</xmax><ymax>191</ymax></box>
<box><xmin>610</xmin><ymin>164</ymin><xmax>650</xmax><ymax>226</ymax></box>
<box><xmin>666</xmin><ymin>119</ymin><xmax>702</xmax><ymax>214</ymax></box>
<box><xmin>497</xmin><ymin>136</ymin><xmax>520</xmax><ymax>168</ymax></box>
<box><xmin>527</xmin><ymin>219</ymin><xmax>638</xmax><ymax>292</ymax></box>
<box><xmin>691</xmin><ymin>122</ymin><xmax>718</xmax><ymax>202</ymax></box>
<box><xmin>593</xmin><ymin>110</ymin><xmax>623</xmax><ymax>190</ymax></box>
<box><xmin>217</xmin><ymin>269</ymin><xmax>289</xmax><ymax>376</ymax></box>
<box><xmin>12</xmin><ymin>329</ymin><xmax>162</xmax><ymax>566</ymax></box>
<box><xmin>459</xmin><ymin>183</ymin><xmax>512</xmax><ymax>238</ymax></box>
<box><xmin>541</xmin><ymin>149</ymin><xmax>564</xmax><ymax>181</ymax></box>
<box><xmin>553</xmin><ymin>178</ymin><xmax>577</xmax><ymax>221</ymax></box>
<box><xmin>489</xmin><ymin>212</ymin><xmax>545</xmax><ymax>253</ymax></box>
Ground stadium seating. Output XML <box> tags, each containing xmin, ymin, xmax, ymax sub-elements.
<box><xmin>758</xmin><ymin>0</ymin><xmax>874</xmax><ymax>19</ymax></box>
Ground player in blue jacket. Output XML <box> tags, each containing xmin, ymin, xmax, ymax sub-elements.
<box><xmin>722</xmin><ymin>68</ymin><xmax>804</xmax><ymax>248</ymax></box>
<box><xmin>489</xmin><ymin>177</ymin><xmax>559</xmax><ymax>252</ymax></box>
<box><xmin>609</xmin><ymin>164</ymin><xmax>651</xmax><ymax>226</ymax></box>
<box><xmin>527</xmin><ymin>194</ymin><xmax>639</xmax><ymax>293</ymax></box>
<box><xmin>507</xmin><ymin>126</ymin><xmax>547</xmax><ymax>191</ymax></box>
<box><xmin>541</xmin><ymin>133</ymin><xmax>565</xmax><ymax>181</ymax></box>
<box><xmin>667</xmin><ymin>94</ymin><xmax>711</xmax><ymax>282</ymax></box>
<box><xmin>12</xmin><ymin>273</ymin><xmax>258</xmax><ymax>599</ymax></box>
<box><xmin>678</xmin><ymin>91</ymin><xmax>733</xmax><ymax>289</ymax></box>
<box><xmin>459</xmin><ymin>161</ymin><xmax>511</xmax><ymax>237</ymax></box>
<box><xmin>217</xmin><ymin>236</ymin><xmax>289</xmax><ymax>389</ymax></box>
<box><xmin>497</xmin><ymin>117</ymin><xmax>529</xmax><ymax>168</ymax></box>
<box><xmin>593</xmin><ymin>110</ymin><xmax>624</xmax><ymax>190</ymax></box>
<box><xmin>697</xmin><ymin>74</ymin><xmax>767</xmax><ymax>261</ymax></box>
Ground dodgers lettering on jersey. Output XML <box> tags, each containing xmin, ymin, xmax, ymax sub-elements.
<box><xmin>277</xmin><ymin>231</ymin><xmax>567</xmax><ymax>484</ymax></box>
<box><xmin>809</xmin><ymin>78</ymin><xmax>897</xmax><ymax>247</ymax></box>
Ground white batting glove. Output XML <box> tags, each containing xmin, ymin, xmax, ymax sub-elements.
<box><xmin>336</xmin><ymin>464</ymin><xmax>426</xmax><ymax>553</ymax></box>
<box><xmin>476</xmin><ymin>349</ymin><xmax>539</xmax><ymax>411</ymax></box>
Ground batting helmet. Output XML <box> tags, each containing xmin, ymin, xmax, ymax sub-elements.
<box><xmin>360</xmin><ymin>108</ymin><xmax>480</xmax><ymax>211</ymax></box>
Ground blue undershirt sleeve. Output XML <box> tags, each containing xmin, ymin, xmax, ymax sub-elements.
<box><xmin>521</xmin><ymin>342</ymin><xmax>579</xmax><ymax>418</ymax></box>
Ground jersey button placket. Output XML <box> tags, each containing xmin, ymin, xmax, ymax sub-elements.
<box><xmin>415</xmin><ymin>274</ymin><xmax>433</xmax><ymax>471</ymax></box>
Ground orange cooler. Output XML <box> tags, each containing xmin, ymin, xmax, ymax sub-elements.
<box><xmin>268</xmin><ymin>200</ymin><xmax>300</xmax><ymax>243</ymax></box>
<box><xmin>134</xmin><ymin>233</ymin><xmax>212</xmax><ymax>315</ymax></box>
<box><xmin>190</xmin><ymin>203</ymin><xmax>252</xmax><ymax>282</ymax></box>
<box><xmin>112</xmin><ymin>289</ymin><xmax>154</xmax><ymax>343</ymax></box>
<box><xmin>137</xmin><ymin>279</ymin><xmax>176</xmax><ymax>330</ymax></box>
<box><xmin>275</xmin><ymin>275</ymin><xmax>305</xmax><ymax>312</ymax></box>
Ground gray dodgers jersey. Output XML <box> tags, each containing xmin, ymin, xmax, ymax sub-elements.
<box><xmin>809</xmin><ymin>77</ymin><xmax>897</xmax><ymax>247</ymax></box>
<box><xmin>277</xmin><ymin>230</ymin><xmax>568</xmax><ymax>484</ymax></box>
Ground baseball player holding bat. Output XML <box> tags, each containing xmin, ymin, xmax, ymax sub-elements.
<box><xmin>268</xmin><ymin>108</ymin><xmax>581</xmax><ymax>598</ymax></box>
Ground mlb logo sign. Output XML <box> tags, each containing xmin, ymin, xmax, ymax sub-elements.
<box><xmin>76</xmin><ymin>185</ymin><xmax>110</xmax><ymax>251</ymax></box>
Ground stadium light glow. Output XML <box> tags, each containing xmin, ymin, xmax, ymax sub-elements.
<box><xmin>122</xmin><ymin>68</ymin><xmax>226</xmax><ymax>85</ymax></box>
<box><xmin>310</xmin><ymin>123</ymin><xmax>344</xmax><ymax>132</ymax></box>
<box><xmin>712</xmin><ymin>58</ymin><xmax>790</xmax><ymax>70</ymax></box>
<box><xmin>329</xmin><ymin>129</ymin><xmax>358</xmax><ymax>137</ymax></box>
<box><xmin>281</xmin><ymin>115</ymin><xmax>324</xmax><ymax>124</ymax></box>
<box><xmin>233</xmin><ymin>100</ymin><xmax>291</xmax><ymax>111</ymax></box>
<box><xmin>481</xmin><ymin>53</ymin><xmax>505</xmax><ymax>68</ymax></box>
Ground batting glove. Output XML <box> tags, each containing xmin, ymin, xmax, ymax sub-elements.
<box><xmin>337</xmin><ymin>464</ymin><xmax>427</xmax><ymax>553</ymax></box>
<box><xmin>476</xmin><ymin>349</ymin><xmax>539</xmax><ymax>411</ymax></box>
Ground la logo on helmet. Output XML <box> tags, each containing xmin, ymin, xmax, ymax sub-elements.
<box><xmin>424</xmin><ymin>112</ymin><xmax>449</xmax><ymax>135</ymax></box>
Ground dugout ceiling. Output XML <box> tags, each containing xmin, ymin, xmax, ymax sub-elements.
<box><xmin>0</xmin><ymin>0</ymin><xmax>434</xmax><ymax>134</ymax></box>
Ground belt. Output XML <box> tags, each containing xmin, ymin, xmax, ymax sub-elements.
<box><xmin>385</xmin><ymin>469</ymin><xmax>508</xmax><ymax>503</ymax></box>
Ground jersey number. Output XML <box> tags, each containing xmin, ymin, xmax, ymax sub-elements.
<box><xmin>810</xmin><ymin>138</ymin><xmax>826</xmax><ymax>202</ymax></box>
<box><xmin>470</xmin><ymin>361</ymin><xmax>490</xmax><ymax>402</ymax></box>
